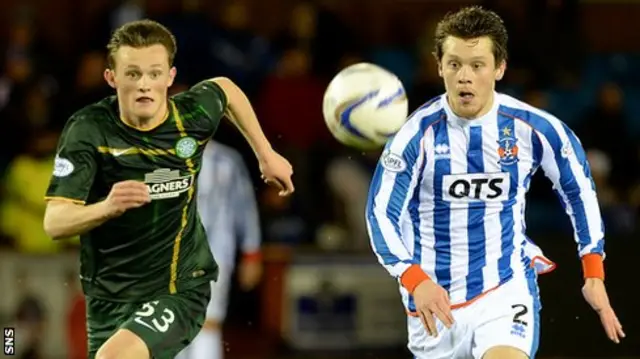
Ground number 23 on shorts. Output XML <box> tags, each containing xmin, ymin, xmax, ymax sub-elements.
<box><xmin>133</xmin><ymin>301</ymin><xmax>176</xmax><ymax>333</ymax></box>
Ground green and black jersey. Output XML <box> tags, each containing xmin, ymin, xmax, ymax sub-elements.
<box><xmin>46</xmin><ymin>81</ymin><xmax>227</xmax><ymax>302</ymax></box>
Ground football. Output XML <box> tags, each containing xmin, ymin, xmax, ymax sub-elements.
<box><xmin>322</xmin><ymin>62</ymin><xmax>409</xmax><ymax>150</ymax></box>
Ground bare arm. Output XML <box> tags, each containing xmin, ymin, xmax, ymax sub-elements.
<box><xmin>44</xmin><ymin>180</ymin><xmax>150</xmax><ymax>239</ymax></box>
<box><xmin>202</xmin><ymin>77</ymin><xmax>294</xmax><ymax>195</ymax></box>
<box><xmin>43</xmin><ymin>200</ymin><xmax>111</xmax><ymax>239</ymax></box>
<box><xmin>209</xmin><ymin>77</ymin><xmax>272</xmax><ymax>159</ymax></box>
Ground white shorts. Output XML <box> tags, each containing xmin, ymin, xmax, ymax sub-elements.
<box><xmin>206</xmin><ymin>266</ymin><xmax>233</xmax><ymax>322</ymax></box>
<box><xmin>408</xmin><ymin>273</ymin><xmax>541</xmax><ymax>359</ymax></box>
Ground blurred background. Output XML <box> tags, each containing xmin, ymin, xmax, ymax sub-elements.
<box><xmin>0</xmin><ymin>0</ymin><xmax>639</xmax><ymax>358</ymax></box>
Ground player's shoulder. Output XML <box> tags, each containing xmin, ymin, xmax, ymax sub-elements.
<box><xmin>391</xmin><ymin>95</ymin><xmax>446</xmax><ymax>147</ymax></box>
<box><xmin>171</xmin><ymin>80</ymin><xmax>226</xmax><ymax>105</ymax></box>
<box><xmin>496</xmin><ymin>93</ymin><xmax>567</xmax><ymax>133</ymax></box>
<box><xmin>62</xmin><ymin>96</ymin><xmax>116</xmax><ymax>137</ymax></box>
<box><xmin>407</xmin><ymin>94</ymin><xmax>447</xmax><ymax>127</ymax></box>
<box><xmin>170</xmin><ymin>80</ymin><xmax>228</xmax><ymax>129</ymax></box>
<box><xmin>382</xmin><ymin>95</ymin><xmax>445</xmax><ymax>163</ymax></box>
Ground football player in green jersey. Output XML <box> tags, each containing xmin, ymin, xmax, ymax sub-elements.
<box><xmin>43</xmin><ymin>19</ymin><xmax>294</xmax><ymax>359</ymax></box>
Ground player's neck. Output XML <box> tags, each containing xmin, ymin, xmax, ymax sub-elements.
<box><xmin>475</xmin><ymin>92</ymin><xmax>495</xmax><ymax>119</ymax></box>
<box><xmin>120</xmin><ymin>101</ymin><xmax>170</xmax><ymax>131</ymax></box>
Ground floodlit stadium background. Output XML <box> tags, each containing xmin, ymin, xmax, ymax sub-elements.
<box><xmin>0</xmin><ymin>0</ymin><xmax>639</xmax><ymax>358</ymax></box>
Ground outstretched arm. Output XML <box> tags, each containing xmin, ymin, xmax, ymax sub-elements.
<box><xmin>209</xmin><ymin>77</ymin><xmax>271</xmax><ymax>159</ymax></box>
<box><xmin>209</xmin><ymin>77</ymin><xmax>294</xmax><ymax>196</ymax></box>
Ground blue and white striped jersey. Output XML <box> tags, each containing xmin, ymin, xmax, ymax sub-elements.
<box><xmin>197</xmin><ymin>141</ymin><xmax>261</xmax><ymax>268</ymax></box>
<box><xmin>366</xmin><ymin>92</ymin><xmax>605</xmax><ymax>311</ymax></box>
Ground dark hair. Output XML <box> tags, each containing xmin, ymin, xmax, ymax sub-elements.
<box><xmin>433</xmin><ymin>6</ymin><xmax>508</xmax><ymax>65</ymax></box>
<box><xmin>106</xmin><ymin>19</ymin><xmax>177</xmax><ymax>69</ymax></box>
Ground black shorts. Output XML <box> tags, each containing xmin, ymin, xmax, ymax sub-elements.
<box><xmin>86</xmin><ymin>282</ymin><xmax>211</xmax><ymax>359</ymax></box>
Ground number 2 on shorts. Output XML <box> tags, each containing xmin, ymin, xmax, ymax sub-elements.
<box><xmin>134</xmin><ymin>300</ymin><xmax>176</xmax><ymax>333</ymax></box>
<box><xmin>511</xmin><ymin>304</ymin><xmax>528</xmax><ymax>326</ymax></box>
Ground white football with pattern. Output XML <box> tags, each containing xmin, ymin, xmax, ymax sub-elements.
<box><xmin>322</xmin><ymin>62</ymin><xmax>409</xmax><ymax>150</ymax></box>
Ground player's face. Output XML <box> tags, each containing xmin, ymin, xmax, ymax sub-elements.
<box><xmin>105</xmin><ymin>45</ymin><xmax>176</xmax><ymax>121</ymax></box>
<box><xmin>439</xmin><ymin>36</ymin><xmax>505</xmax><ymax>119</ymax></box>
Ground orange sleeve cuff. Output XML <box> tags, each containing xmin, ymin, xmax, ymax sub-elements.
<box><xmin>242</xmin><ymin>251</ymin><xmax>262</xmax><ymax>263</ymax></box>
<box><xmin>581</xmin><ymin>253</ymin><xmax>605</xmax><ymax>280</ymax></box>
<box><xmin>400</xmin><ymin>264</ymin><xmax>431</xmax><ymax>294</ymax></box>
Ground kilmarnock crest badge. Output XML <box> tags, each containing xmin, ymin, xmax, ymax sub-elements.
<box><xmin>497</xmin><ymin>126</ymin><xmax>519</xmax><ymax>166</ymax></box>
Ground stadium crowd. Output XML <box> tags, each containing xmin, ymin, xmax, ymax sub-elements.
<box><xmin>1</xmin><ymin>0</ymin><xmax>638</xmax><ymax>255</ymax></box>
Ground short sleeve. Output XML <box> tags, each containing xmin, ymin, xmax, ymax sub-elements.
<box><xmin>45</xmin><ymin>119</ymin><xmax>98</xmax><ymax>204</ymax></box>
<box><xmin>185</xmin><ymin>80</ymin><xmax>228</xmax><ymax>124</ymax></box>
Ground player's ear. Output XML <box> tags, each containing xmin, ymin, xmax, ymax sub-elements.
<box><xmin>495</xmin><ymin>60</ymin><xmax>506</xmax><ymax>81</ymax></box>
<box><xmin>104</xmin><ymin>69</ymin><xmax>116</xmax><ymax>89</ymax></box>
<box><xmin>168</xmin><ymin>67</ymin><xmax>177</xmax><ymax>87</ymax></box>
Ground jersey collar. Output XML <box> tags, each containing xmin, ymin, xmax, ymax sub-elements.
<box><xmin>443</xmin><ymin>91</ymin><xmax>499</xmax><ymax>128</ymax></box>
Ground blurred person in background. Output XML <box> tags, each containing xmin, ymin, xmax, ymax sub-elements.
<box><xmin>522</xmin><ymin>88</ymin><xmax>550</xmax><ymax>110</ymax></box>
<box><xmin>177</xmin><ymin>140</ymin><xmax>262</xmax><ymax>359</ymax></box>
<box><xmin>409</xmin><ymin>19</ymin><xmax>444</xmax><ymax>112</ymax></box>
<box><xmin>155</xmin><ymin>0</ymin><xmax>213</xmax><ymax>87</ymax></box>
<box><xmin>85</xmin><ymin>0</ymin><xmax>146</xmax><ymax>52</ymax></box>
<box><xmin>9</xmin><ymin>271</ymin><xmax>47</xmax><ymax>359</ymax></box>
<box><xmin>0</xmin><ymin>77</ymin><xmax>34</xmax><ymax>175</ymax></box>
<box><xmin>575</xmin><ymin>82</ymin><xmax>637</xmax><ymax>199</ymax></box>
<box><xmin>260</xmin><ymin>186</ymin><xmax>307</xmax><ymax>245</ymax></box>
<box><xmin>0</xmin><ymin>129</ymin><xmax>79</xmax><ymax>253</ymax></box>
<box><xmin>0</xmin><ymin>53</ymin><xmax>34</xmax><ymax>112</ymax></box>
<box><xmin>325</xmin><ymin>153</ymin><xmax>375</xmax><ymax>251</ymax></box>
<box><xmin>0</xmin><ymin>13</ymin><xmax>62</xmax><ymax>174</ymax></box>
<box><xmin>1</xmin><ymin>9</ymin><xmax>60</xmax><ymax>95</ymax></box>
<box><xmin>204</xmin><ymin>0</ymin><xmax>274</xmax><ymax>99</ymax></box>
<box><xmin>110</xmin><ymin>0</ymin><xmax>146</xmax><ymax>29</ymax></box>
<box><xmin>587</xmin><ymin>149</ymin><xmax>618</xmax><ymax>208</ymax></box>
<box><xmin>525</xmin><ymin>0</ymin><xmax>585</xmax><ymax>88</ymax></box>
<box><xmin>64</xmin><ymin>51</ymin><xmax>113</xmax><ymax>118</ymax></box>
<box><xmin>274</xmin><ymin>0</ymin><xmax>357</xmax><ymax>79</ymax></box>
<box><xmin>0</xmin><ymin>10</ymin><xmax>62</xmax><ymax>114</ymax></box>
<box><xmin>0</xmin><ymin>59</ymin><xmax>44</xmax><ymax>175</ymax></box>
<box><xmin>258</xmin><ymin>46</ymin><xmax>328</xmax><ymax>226</ymax></box>
<box><xmin>587</xmin><ymin>149</ymin><xmax>636</xmax><ymax>235</ymax></box>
